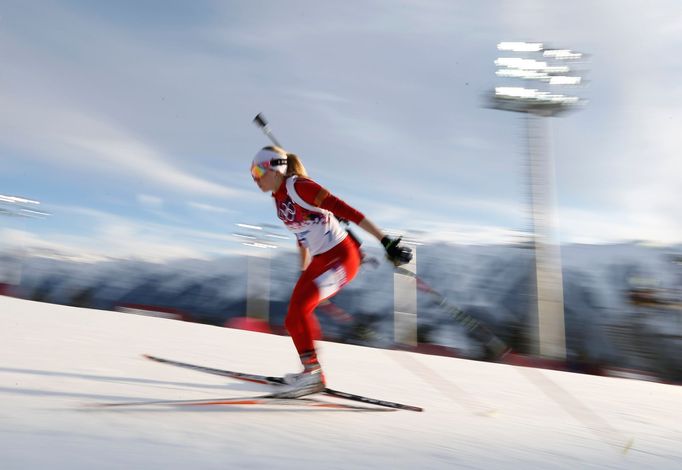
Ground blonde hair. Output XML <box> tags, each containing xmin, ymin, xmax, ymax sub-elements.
<box><xmin>265</xmin><ymin>146</ymin><xmax>308</xmax><ymax>178</ymax></box>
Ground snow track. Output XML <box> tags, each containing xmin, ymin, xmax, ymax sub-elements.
<box><xmin>1</xmin><ymin>296</ymin><xmax>680</xmax><ymax>469</ymax></box>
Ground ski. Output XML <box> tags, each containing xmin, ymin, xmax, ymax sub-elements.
<box><xmin>93</xmin><ymin>394</ymin><xmax>392</xmax><ymax>411</ymax></box>
<box><xmin>144</xmin><ymin>354</ymin><xmax>423</xmax><ymax>412</ymax></box>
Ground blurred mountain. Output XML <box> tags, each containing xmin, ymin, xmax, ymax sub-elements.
<box><xmin>1</xmin><ymin>241</ymin><xmax>680</xmax><ymax>379</ymax></box>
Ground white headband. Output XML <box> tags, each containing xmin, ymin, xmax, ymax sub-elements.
<box><xmin>252</xmin><ymin>149</ymin><xmax>288</xmax><ymax>174</ymax></box>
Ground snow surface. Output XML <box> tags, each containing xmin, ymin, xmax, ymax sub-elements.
<box><xmin>1</xmin><ymin>295</ymin><xmax>680</xmax><ymax>469</ymax></box>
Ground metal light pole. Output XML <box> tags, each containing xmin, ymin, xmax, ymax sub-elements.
<box><xmin>489</xmin><ymin>42</ymin><xmax>587</xmax><ymax>360</ymax></box>
<box><xmin>390</xmin><ymin>230</ymin><xmax>424</xmax><ymax>346</ymax></box>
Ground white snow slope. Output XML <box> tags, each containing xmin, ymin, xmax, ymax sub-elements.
<box><xmin>1</xmin><ymin>296</ymin><xmax>680</xmax><ymax>469</ymax></box>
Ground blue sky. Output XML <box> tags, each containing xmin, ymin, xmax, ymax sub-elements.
<box><xmin>1</xmin><ymin>0</ymin><xmax>680</xmax><ymax>262</ymax></box>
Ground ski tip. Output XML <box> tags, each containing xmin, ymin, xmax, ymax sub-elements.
<box><xmin>82</xmin><ymin>401</ymin><xmax>126</xmax><ymax>409</ymax></box>
<box><xmin>392</xmin><ymin>403</ymin><xmax>424</xmax><ymax>412</ymax></box>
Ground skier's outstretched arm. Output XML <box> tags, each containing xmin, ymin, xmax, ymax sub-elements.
<box><xmin>294</xmin><ymin>178</ymin><xmax>413</xmax><ymax>267</ymax></box>
<box><xmin>357</xmin><ymin>218</ymin><xmax>384</xmax><ymax>243</ymax></box>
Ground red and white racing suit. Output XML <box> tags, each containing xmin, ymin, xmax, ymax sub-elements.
<box><xmin>272</xmin><ymin>175</ymin><xmax>365</xmax><ymax>356</ymax></box>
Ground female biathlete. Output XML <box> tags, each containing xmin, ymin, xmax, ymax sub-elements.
<box><xmin>250</xmin><ymin>146</ymin><xmax>412</xmax><ymax>397</ymax></box>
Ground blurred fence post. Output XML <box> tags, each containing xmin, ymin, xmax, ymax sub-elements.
<box><xmin>394</xmin><ymin>247</ymin><xmax>418</xmax><ymax>346</ymax></box>
<box><xmin>246</xmin><ymin>251</ymin><xmax>270</xmax><ymax>322</ymax></box>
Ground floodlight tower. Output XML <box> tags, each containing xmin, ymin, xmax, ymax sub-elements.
<box><xmin>0</xmin><ymin>194</ymin><xmax>50</xmax><ymax>219</ymax></box>
<box><xmin>233</xmin><ymin>223</ymin><xmax>289</xmax><ymax>322</ymax></box>
<box><xmin>0</xmin><ymin>194</ymin><xmax>50</xmax><ymax>288</ymax></box>
<box><xmin>489</xmin><ymin>42</ymin><xmax>586</xmax><ymax>360</ymax></box>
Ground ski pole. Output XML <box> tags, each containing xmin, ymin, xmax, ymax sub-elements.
<box><xmin>393</xmin><ymin>265</ymin><xmax>510</xmax><ymax>359</ymax></box>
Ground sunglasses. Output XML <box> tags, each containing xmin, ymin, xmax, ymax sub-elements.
<box><xmin>250</xmin><ymin>162</ymin><xmax>269</xmax><ymax>180</ymax></box>
<box><xmin>251</xmin><ymin>158</ymin><xmax>286</xmax><ymax>180</ymax></box>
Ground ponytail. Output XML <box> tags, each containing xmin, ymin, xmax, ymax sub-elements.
<box><xmin>263</xmin><ymin>145</ymin><xmax>308</xmax><ymax>178</ymax></box>
<box><xmin>285</xmin><ymin>153</ymin><xmax>308</xmax><ymax>178</ymax></box>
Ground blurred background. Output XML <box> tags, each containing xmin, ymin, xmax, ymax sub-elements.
<box><xmin>1</xmin><ymin>1</ymin><xmax>680</xmax><ymax>383</ymax></box>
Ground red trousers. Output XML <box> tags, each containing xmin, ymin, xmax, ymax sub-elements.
<box><xmin>285</xmin><ymin>235</ymin><xmax>361</xmax><ymax>355</ymax></box>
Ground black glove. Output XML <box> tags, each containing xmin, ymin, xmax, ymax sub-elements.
<box><xmin>381</xmin><ymin>236</ymin><xmax>413</xmax><ymax>266</ymax></box>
